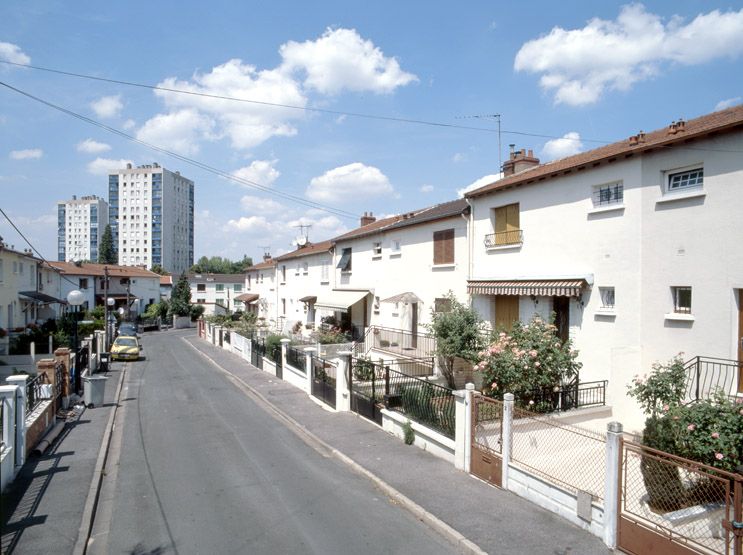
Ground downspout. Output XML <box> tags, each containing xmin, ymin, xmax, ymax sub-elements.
<box><xmin>463</xmin><ymin>198</ymin><xmax>474</xmax><ymax>303</ymax></box>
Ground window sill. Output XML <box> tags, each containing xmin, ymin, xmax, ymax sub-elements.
<box><xmin>656</xmin><ymin>189</ymin><xmax>706</xmax><ymax>205</ymax></box>
<box><xmin>486</xmin><ymin>243</ymin><xmax>522</xmax><ymax>252</ymax></box>
<box><xmin>389</xmin><ymin>252</ymin><xmax>402</xmax><ymax>259</ymax></box>
<box><xmin>664</xmin><ymin>313</ymin><xmax>695</xmax><ymax>322</ymax></box>
<box><xmin>320</xmin><ymin>280</ymin><xmax>329</xmax><ymax>285</ymax></box>
<box><xmin>594</xmin><ymin>309</ymin><xmax>616</xmax><ymax>318</ymax></box>
<box><xmin>372</xmin><ymin>255</ymin><xmax>382</xmax><ymax>261</ymax></box>
<box><xmin>432</xmin><ymin>263</ymin><xmax>455</xmax><ymax>270</ymax></box>
<box><xmin>587</xmin><ymin>204</ymin><xmax>624</xmax><ymax>215</ymax></box>
<box><xmin>341</xmin><ymin>271</ymin><xmax>352</xmax><ymax>275</ymax></box>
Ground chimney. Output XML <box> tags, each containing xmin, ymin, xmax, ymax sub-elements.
<box><xmin>360</xmin><ymin>211</ymin><xmax>376</xmax><ymax>227</ymax></box>
<box><xmin>263</xmin><ymin>252</ymin><xmax>271</xmax><ymax>262</ymax></box>
<box><xmin>502</xmin><ymin>147</ymin><xmax>540</xmax><ymax>177</ymax></box>
<box><xmin>126</xmin><ymin>162</ymin><xmax>132</xmax><ymax>169</ymax></box>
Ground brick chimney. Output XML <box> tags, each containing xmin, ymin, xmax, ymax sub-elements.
<box><xmin>360</xmin><ymin>211</ymin><xmax>376</xmax><ymax>227</ymax></box>
<box><xmin>263</xmin><ymin>252</ymin><xmax>271</xmax><ymax>262</ymax></box>
<box><xmin>502</xmin><ymin>145</ymin><xmax>540</xmax><ymax>177</ymax></box>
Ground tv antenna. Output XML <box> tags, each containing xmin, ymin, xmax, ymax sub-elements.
<box><xmin>457</xmin><ymin>113</ymin><xmax>502</xmax><ymax>171</ymax></box>
<box><xmin>258</xmin><ymin>245</ymin><xmax>271</xmax><ymax>259</ymax></box>
<box><xmin>293</xmin><ymin>224</ymin><xmax>312</xmax><ymax>246</ymax></box>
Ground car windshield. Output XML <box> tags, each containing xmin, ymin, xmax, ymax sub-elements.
<box><xmin>119</xmin><ymin>324</ymin><xmax>136</xmax><ymax>333</ymax></box>
<box><xmin>115</xmin><ymin>338</ymin><xmax>138</xmax><ymax>347</ymax></box>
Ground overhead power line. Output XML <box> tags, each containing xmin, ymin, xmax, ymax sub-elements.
<box><xmin>0</xmin><ymin>80</ymin><xmax>360</xmax><ymax>220</ymax></box>
<box><xmin>0</xmin><ymin>59</ymin><xmax>609</xmax><ymax>144</ymax></box>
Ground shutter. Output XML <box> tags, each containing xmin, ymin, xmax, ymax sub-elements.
<box><xmin>443</xmin><ymin>229</ymin><xmax>454</xmax><ymax>264</ymax></box>
<box><xmin>494</xmin><ymin>206</ymin><xmax>507</xmax><ymax>245</ymax></box>
<box><xmin>506</xmin><ymin>203</ymin><xmax>520</xmax><ymax>231</ymax></box>
<box><xmin>434</xmin><ymin>229</ymin><xmax>454</xmax><ymax>264</ymax></box>
<box><xmin>433</xmin><ymin>231</ymin><xmax>444</xmax><ymax>264</ymax></box>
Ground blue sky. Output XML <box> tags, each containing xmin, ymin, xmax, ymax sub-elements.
<box><xmin>1</xmin><ymin>1</ymin><xmax>742</xmax><ymax>265</ymax></box>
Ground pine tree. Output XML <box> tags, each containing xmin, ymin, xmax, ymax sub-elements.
<box><xmin>98</xmin><ymin>224</ymin><xmax>117</xmax><ymax>264</ymax></box>
<box><xmin>169</xmin><ymin>274</ymin><xmax>192</xmax><ymax>317</ymax></box>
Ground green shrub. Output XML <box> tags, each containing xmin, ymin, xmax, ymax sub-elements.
<box><xmin>627</xmin><ymin>355</ymin><xmax>686</xmax><ymax>417</ymax></box>
<box><xmin>353</xmin><ymin>358</ymin><xmax>375</xmax><ymax>381</ymax></box>
<box><xmin>402</xmin><ymin>420</ymin><xmax>415</xmax><ymax>445</ymax></box>
<box><xmin>265</xmin><ymin>334</ymin><xmax>283</xmax><ymax>358</ymax></box>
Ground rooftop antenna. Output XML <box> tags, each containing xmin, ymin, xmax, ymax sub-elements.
<box><xmin>457</xmin><ymin>113</ymin><xmax>502</xmax><ymax>171</ymax></box>
<box><xmin>258</xmin><ymin>245</ymin><xmax>271</xmax><ymax>259</ymax></box>
<box><xmin>293</xmin><ymin>224</ymin><xmax>312</xmax><ymax>246</ymax></box>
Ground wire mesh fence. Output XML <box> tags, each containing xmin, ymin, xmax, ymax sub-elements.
<box><xmin>510</xmin><ymin>406</ymin><xmax>607</xmax><ymax>502</ymax></box>
<box><xmin>621</xmin><ymin>441</ymin><xmax>738</xmax><ymax>555</ymax></box>
<box><xmin>472</xmin><ymin>395</ymin><xmax>503</xmax><ymax>455</ymax></box>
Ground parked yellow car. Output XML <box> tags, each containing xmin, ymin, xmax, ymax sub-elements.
<box><xmin>111</xmin><ymin>336</ymin><xmax>141</xmax><ymax>361</ymax></box>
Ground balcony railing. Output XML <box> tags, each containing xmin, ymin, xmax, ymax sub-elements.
<box><xmin>484</xmin><ymin>229</ymin><xmax>523</xmax><ymax>248</ymax></box>
<box><xmin>355</xmin><ymin>325</ymin><xmax>436</xmax><ymax>360</ymax></box>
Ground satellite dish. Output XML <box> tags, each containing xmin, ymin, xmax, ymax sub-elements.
<box><xmin>296</xmin><ymin>236</ymin><xmax>307</xmax><ymax>247</ymax></box>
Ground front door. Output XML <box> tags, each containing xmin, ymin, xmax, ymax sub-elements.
<box><xmin>411</xmin><ymin>302</ymin><xmax>418</xmax><ymax>348</ymax></box>
<box><xmin>493</xmin><ymin>296</ymin><xmax>519</xmax><ymax>331</ymax></box>
<box><xmin>553</xmin><ymin>297</ymin><xmax>569</xmax><ymax>343</ymax></box>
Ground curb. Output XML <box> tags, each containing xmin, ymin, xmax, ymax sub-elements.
<box><xmin>183</xmin><ymin>337</ymin><xmax>487</xmax><ymax>555</ymax></box>
<box><xmin>72</xmin><ymin>366</ymin><xmax>127</xmax><ymax>555</ymax></box>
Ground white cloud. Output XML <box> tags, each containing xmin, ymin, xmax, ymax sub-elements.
<box><xmin>280</xmin><ymin>27</ymin><xmax>418</xmax><ymax>95</ymax></box>
<box><xmin>306</xmin><ymin>162</ymin><xmax>394</xmax><ymax>203</ymax></box>
<box><xmin>76</xmin><ymin>139</ymin><xmax>111</xmax><ymax>154</ymax></box>
<box><xmin>122</xmin><ymin>119</ymin><xmax>136</xmax><ymax>130</ymax></box>
<box><xmin>239</xmin><ymin>195</ymin><xmax>284</xmax><ymax>214</ymax></box>
<box><xmin>232</xmin><ymin>159</ymin><xmax>280</xmax><ymax>187</ymax></box>
<box><xmin>0</xmin><ymin>42</ymin><xmax>30</xmax><ymax>64</ymax></box>
<box><xmin>87</xmin><ymin>157</ymin><xmax>133</xmax><ymax>175</ymax></box>
<box><xmin>224</xmin><ymin>215</ymin><xmax>273</xmax><ymax>233</ymax></box>
<box><xmin>457</xmin><ymin>173</ymin><xmax>502</xmax><ymax>197</ymax></box>
<box><xmin>420</xmin><ymin>184</ymin><xmax>434</xmax><ymax>193</ymax></box>
<box><xmin>541</xmin><ymin>132</ymin><xmax>585</xmax><ymax>161</ymax></box>
<box><xmin>90</xmin><ymin>95</ymin><xmax>124</xmax><ymax>118</ymax></box>
<box><xmin>515</xmin><ymin>4</ymin><xmax>743</xmax><ymax>106</ymax></box>
<box><xmin>715</xmin><ymin>97</ymin><xmax>741</xmax><ymax>111</ymax></box>
<box><xmin>452</xmin><ymin>152</ymin><xmax>466</xmax><ymax>163</ymax></box>
<box><xmin>10</xmin><ymin>148</ymin><xmax>43</xmax><ymax>160</ymax></box>
<box><xmin>136</xmin><ymin>109</ymin><xmax>214</xmax><ymax>155</ymax></box>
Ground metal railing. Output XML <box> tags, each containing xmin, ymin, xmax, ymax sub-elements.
<box><xmin>483</xmin><ymin>229</ymin><xmax>523</xmax><ymax>248</ymax></box>
<box><xmin>356</xmin><ymin>325</ymin><xmax>437</xmax><ymax>360</ymax></box>
<box><xmin>286</xmin><ymin>346</ymin><xmax>306</xmax><ymax>373</ymax></box>
<box><xmin>54</xmin><ymin>361</ymin><xmax>65</xmax><ymax>399</ymax></box>
<box><xmin>25</xmin><ymin>374</ymin><xmax>49</xmax><ymax>415</ymax></box>
<box><xmin>684</xmin><ymin>356</ymin><xmax>741</xmax><ymax>401</ymax></box>
<box><xmin>514</xmin><ymin>380</ymin><xmax>607</xmax><ymax>413</ymax></box>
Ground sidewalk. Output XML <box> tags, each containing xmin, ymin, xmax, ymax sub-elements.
<box><xmin>186</xmin><ymin>334</ymin><xmax>610</xmax><ymax>555</ymax></box>
<box><xmin>0</xmin><ymin>364</ymin><xmax>123</xmax><ymax>555</ymax></box>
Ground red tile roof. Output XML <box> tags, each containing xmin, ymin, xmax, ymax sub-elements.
<box><xmin>248</xmin><ymin>259</ymin><xmax>276</xmax><ymax>271</ymax></box>
<box><xmin>466</xmin><ymin>104</ymin><xmax>743</xmax><ymax>198</ymax></box>
<box><xmin>47</xmin><ymin>261</ymin><xmax>160</xmax><ymax>278</ymax></box>
<box><xmin>274</xmin><ymin>240</ymin><xmax>333</xmax><ymax>261</ymax></box>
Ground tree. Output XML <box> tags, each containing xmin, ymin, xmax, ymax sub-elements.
<box><xmin>150</xmin><ymin>264</ymin><xmax>168</xmax><ymax>275</ymax></box>
<box><xmin>98</xmin><ymin>224</ymin><xmax>117</xmax><ymax>264</ymax></box>
<box><xmin>427</xmin><ymin>292</ymin><xmax>485</xmax><ymax>389</ymax></box>
<box><xmin>169</xmin><ymin>275</ymin><xmax>192</xmax><ymax>317</ymax></box>
<box><xmin>189</xmin><ymin>255</ymin><xmax>252</xmax><ymax>274</ymax></box>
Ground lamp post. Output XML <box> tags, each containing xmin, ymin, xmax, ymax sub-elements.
<box><xmin>106</xmin><ymin>297</ymin><xmax>115</xmax><ymax>350</ymax></box>
<box><xmin>66</xmin><ymin>289</ymin><xmax>85</xmax><ymax>394</ymax></box>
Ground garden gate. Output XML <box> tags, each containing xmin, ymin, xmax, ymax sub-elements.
<box><xmin>618</xmin><ymin>439</ymin><xmax>742</xmax><ymax>555</ymax></box>
<box><xmin>250</xmin><ymin>338</ymin><xmax>264</xmax><ymax>371</ymax></box>
<box><xmin>310</xmin><ymin>355</ymin><xmax>335</xmax><ymax>408</ymax></box>
<box><xmin>470</xmin><ymin>394</ymin><xmax>503</xmax><ymax>487</ymax></box>
<box><xmin>349</xmin><ymin>358</ymin><xmax>383</xmax><ymax>426</ymax></box>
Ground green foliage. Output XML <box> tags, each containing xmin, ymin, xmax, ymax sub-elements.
<box><xmin>190</xmin><ymin>255</ymin><xmax>252</xmax><ymax>274</ymax></box>
<box><xmin>265</xmin><ymin>334</ymin><xmax>283</xmax><ymax>358</ymax></box>
<box><xmin>190</xmin><ymin>304</ymin><xmax>205</xmax><ymax>321</ymax></box>
<box><xmin>97</xmin><ymin>224</ymin><xmax>117</xmax><ymax>264</ymax></box>
<box><xmin>169</xmin><ymin>275</ymin><xmax>192</xmax><ymax>317</ymax></box>
<box><xmin>313</xmin><ymin>327</ymin><xmax>349</xmax><ymax>345</ymax></box>
<box><xmin>627</xmin><ymin>355</ymin><xmax>686</xmax><ymax>417</ymax></box>
<box><xmin>478</xmin><ymin>315</ymin><xmax>581</xmax><ymax>399</ymax></box>
<box><xmin>149</xmin><ymin>264</ymin><xmax>168</xmax><ymax>275</ymax></box>
<box><xmin>399</xmin><ymin>383</ymin><xmax>455</xmax><ymax>437</ymax></box>
<box><xmin>353</xmin><ymin>358</ymin><xmax>376</xmax><ymax>381</ymax></box>
<box><xmin>427</xmin><ymin>291</ymin><xmax>485</xmax><ymax>389</ymax></box>
<box><xmin>144</xmin><ymin>300</ymin><xmax>169</xmax><ymax>320</ymax></box>
<box><xmin>402</xmin><ymin>420</ymin><xmax>415</xmax><ymax>445</ymax></box>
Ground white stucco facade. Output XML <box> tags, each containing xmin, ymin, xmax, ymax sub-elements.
<box><xmin>245</xmin><ymin>260</ymin><xmax>279</xmax><ymax>328</ymax></box>
<box><xmin>189</xmin><ymin>273</ymin><xmax>245</xmax><ymax>316</ymax></box>
<box><xmin>57</xmin><ymin>195</ymin><xmax>109</xmax><ymax>263</ymax></box>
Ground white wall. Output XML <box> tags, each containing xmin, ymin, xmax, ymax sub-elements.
<box><xmin>276</xmin><ymin>250</ymin><xmax>333</xmax><ymax>333</ymax></box>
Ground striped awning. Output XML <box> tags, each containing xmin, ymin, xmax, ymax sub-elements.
<box><xmin>467</xmin><ymin>279</ymin><xmax>587</xmax><ymax>297</ymax></box>
<box><xmin>235</xmin><ymin>293</ymin><xmax>259</xmax><ymax>303</ymax></box>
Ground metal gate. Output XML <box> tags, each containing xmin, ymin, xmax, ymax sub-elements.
<box><xmin>618</xmin><ymin>439</ymin><xmax>742</xmax><ymax>555</ymax></box>
<box><xmin>349</xmin><ymin>358</ymin><xmax>383</xmax><ymax>426</ymax></box>
<box><xmin>273</xmin><ymin>347</ymin><xmax>283</xmax><ymax>380</ymax></box>
<box><xmin>251</xmin><ymin>338</ymin><xmax>264</xmax><ymax>371</ymax></box>
<box><xmin>471</xmin><ymin>394</ymin><xmax>503</xmax><ymax>487</ymax></box>
<box><xmin>311</xmin><ymin>356</ymin><xmax>336</xmax><ymax>408</ymax></box>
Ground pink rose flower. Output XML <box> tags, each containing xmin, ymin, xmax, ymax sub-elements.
<box><xmin>715</xmin><ymin>453</ymin><xmax>724</xmax><ymax>460</ymax></box>
<box><xmin>662</xmin><ymin>404</ymin><xmax>670</xmax><ymax>412</ymax></box>
<box><xmin>687</xmin><ymin>424</ymin><xmax>696</xmax><ymax>431</ymax></box>
<box><xmin>535</xmin><ymin>362</ymin><xmax>541</xmax><ymax>368</ymax></box>
<box><xmin>529</xmin><ymin>350</ymin><xmax>538</xmax><ymax>358</ymax></box>
<box><xmin>711</xmin><ymin>432</ymin><xmax>719</xmax><ymax>439</ymax></box>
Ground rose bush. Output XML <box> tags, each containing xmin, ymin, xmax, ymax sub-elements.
<box><xmin>476</xmin><ymin>315</ymin><xmax>581</xmax><ymax>403</ymax></box>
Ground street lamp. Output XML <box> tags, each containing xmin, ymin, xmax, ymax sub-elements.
<box><xmin>66</xmin><ymin>289</ymin><xmax>85</xmax><ymax>394</ymax></box>
<box><xmin>106</xmin><ymin>297</ymin><xmax>115</xmax><ymax>349</ymax></box>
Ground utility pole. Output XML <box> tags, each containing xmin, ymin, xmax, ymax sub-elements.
<box><xmin>126</xmin><ymin>278</ymin><xmax>131</xmax><ymax>321</ymax></box>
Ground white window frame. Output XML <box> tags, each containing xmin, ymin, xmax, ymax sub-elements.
<box><xmin>372</xmin><ymin>241</ymin><xmax>382</xmax><ymax>257</ymax></box>
<box><xmin>672</xmin><ymin>286</ymin><xmax>692</xmax><ymax>314</ymax></box>
<box><xmin>667</xmin><ymin>167</ymin><xmax>703</xmax><ymax>192</ymax></box>
<box><xmin>599</xmin><ymin>287</ymin><xmax>615</xmax><ymax>309</ymax></box>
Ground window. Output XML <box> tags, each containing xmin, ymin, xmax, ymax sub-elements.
<box><xmin>489</xmin><ymin>203</ymin><xmax>521</xmax><ymax>246</ymax></box>
<box><xmin>247</xmin><ymin>274</ymin><xmax>251</xmax><ymax>288</ymax></box>
<box><xmin>593</xmin><ymin>182</ymin><xmax>623</xmax><ymax>206</ymax></box>
<box><xmin>281</xmin><ymin>265</ymin><xmax>286</xmax><ymax>283</ymax></box>
<box><xmin>197</xmin><ymin>298</ymin><xmax>205</xmax><ymax>304</ymax></box>
<box><xmin>668</xmin><ymin>168</ymin><xmax>703</xmax><ymax>191</ymax></box>
<box><xmin>215</xmin><ymin>283</ymin><xmax>225</xmax><ymax>292</ymax></box>
<box><xmin>302</xmin><ymin>261</ymin><xmax>308</xmax><ymax>275</ymax></box>
<box><xmin>338</xmin><ymin>248</ymin><xmax>352</xmax><ymax>272</ymax></box>
<box><xmin>234</xmin><ymin>284</ymin><xmax>243</xmax><ymax>292</ymax></box>
<box><xmin>599</xmin><ymin>287</ymin><xmax>615</xmax><ymax>309</ymax></box>
<box><xmin>79</xmin><ymin>278</ymin><xmax>88</xmax><ymax>290</ymax></box>
<box><xmin>372</xmin><ymin>242</ymin><xmax>382</xmax><ymax>256</ymax></box>
<box><xmin>321</xmin><ymin>258</ymin><xmax>330</xmax><ymax>283</ymax></box>
<box><xmin>373</xmin><ymin>296</ymin><xmax>380</xmax><ymax>314</ymax></box>
<box><xmin>216</xmin><ymin>298</ymin><xmax>224</xmax><ymax>306</ymax></box>
<box><xmin>433</xmin><ymin>229</ymin><xmax>455</xmax><ymax>265</ymax></box>
<box><xmin>281</xmin><ymin>298</ymin><xmax>286</xmax><ymax>315</ymax></box>
<box><xmin>672</xmin><ymin>287</ymin><xmax>692</xmax><ymax>314</ymax></box>
<box><xmin>295</xmin><ymin>263</ymin><xmax>300</xmax><ymax>276</ymax></box>
<box><xmin>434</xmin><ymin>297</ymin><xmax>452</xmax><ymax>313</ymax></box>
<box><xmin>390</xmin><ymin>239</ymin><xmax>401</xmax><ymax>255</ymax></box>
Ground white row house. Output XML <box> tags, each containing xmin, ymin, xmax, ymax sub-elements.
<box><xmin>188</xmin><ymin>273</ymin><xmax>246</xmax><ymax>316</ymax></box>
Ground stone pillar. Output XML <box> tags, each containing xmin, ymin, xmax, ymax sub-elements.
<box><xmin>335</xmin><ymin>351</ymin><xmax>352</xmax><ymax>412</ymax></box>
<box><xmin>502</xmin><ymin>393</ymin><xmax>514</xmax><ymax>490</ymax></box>
<box><xmin>0</xmin><ymin>386</ymin><xmax>18</xmax><ymax>466</ymax></box>
<box><xmin>462</xmin><ymin>383</ymin><xmax>475</xmax><ymax>472</ymax></box>
<box><xmin>30</xmin><ymin>341</ymin><xmax>35</xmax><ymax>367</ymax></box>
<box><xmin>304</xmin><ymin>347</ymin><xmax>316</xmax><ymax>395</ymax></box>
<box><xmin>54</xmin><ymin>347</ymin><xmax>71</xmax><ymax>406</ymax></box>
<box><xmin>37</xmin><ymin>358</ymin><xmax>57</xmax><ymax>412</ymax></box>
<box><xmin>603</xmin><ymin>421</ymin><xmax>623</xmax><ymax>549</ymax></box>
<box><xmin>5</xmin><ymin>376</ymin><xmax>27</xmax><ymax>468</ymax></box>
<box><xmin>453</xmin><ymin>385</ymin><xmax>472</xmax><ymax>471</ymax></box>
<box><xmin>280</xmin><ymin>338</ymin><xmax>290</xmax><ymax>371</ymax></box>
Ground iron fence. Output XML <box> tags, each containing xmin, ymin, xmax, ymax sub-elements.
<box><xmin>511</xmin><ymin>406</ymin><xmax>606</xmax><ymax>502</ymax></box>
<box><xmin>54</xmin><ymin>361</ymin><xmax>65</xmax><ymax>399</ymax></box>
<box><xmin>286</xmin><ymin>346</ymin><xmax>306</xmax><ymax>373</ymax></box>
<box><xmin>0</xmin><ymin>402</ymin><xmax>4</xmax><ymax>449</ymax></box>
<box><xmin>358</xmin><ymin>326</ymin><xmax>437</xmax><ymax>360</ymax></box>
<box><xmin>684</xmin><ymin>356</ymin><xmax>741</xmax><ymax>402</ymax></box>
<box><xmin>25</xmin><ymin>374</ymin><xmax>51</xmax><ymax>415</ymax></box>
<box><xmin>514</xmin><ymin>380</ymin><xmax>607</xmax><ymax>413</ymax></box>
<box><xmin>311</xmin><ymin>355</ymin><xmax>336</xmax><ymax>408</ymax></box>
<box><xmin>483</xmin><ymin>229</ymin><xmax>523</xmax><ymax>248</ymax></box>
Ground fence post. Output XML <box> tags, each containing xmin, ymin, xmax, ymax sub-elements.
<box><xmin>336</xmin><ymin>351</ymin><xmax>352</xmax><ymax>412</ymax></box>
<box><xmin>0</xmin><ymin>386</ymin><xmax>18</xmax><ymax>475</ymax></box>
<box><xmin>502</xmin><ymin>392</ymin><xmax>514</xmax><ymax>490</ymax></box>
<box><xmin>462</xmin><ymin>383</ymin><xmax>475</xmax><ymax>472</ymax></box>
<box><xmin>54</xmin><ymin>347</ymin><xmax>71</xmax><ymax>407</ymax></box>
<box><xmin>603</xmin><ymin>421</ymin><xmax>623</xmax><ymax>549</ymax></box>
<box><xmin>280</xmin><ymin>338</ymin><xmax>290</xmax><ymax>371</ymax></box>
<box><xmin>5</xmin><ymin>376</ymin><xmax>27</xmax><ymax>468</ymax></box>
<box><xmin>454</xmin><ymin>384</ymin><xmax>471</xmax><ymax>471</ymax></box>
<box><xmin>304</xmin><ymin>347</ymin><xmax>316</xmax><ymax>395</ymax></box>
<box><xmin>30</xmin><ymin>341</ymin><xmax>35</xmax><ymax>367</ymax></box>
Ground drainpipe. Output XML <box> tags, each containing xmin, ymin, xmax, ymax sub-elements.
<box><xmin>463</xmin><ymin>198</ymin><xmax>474</xmax><ymax>301</ymax></box>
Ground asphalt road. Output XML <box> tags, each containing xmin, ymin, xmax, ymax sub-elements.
<box><xmin>93</xmin><ymin>331</ymin><xmax>457</xmax><ymax>554</ymax></box>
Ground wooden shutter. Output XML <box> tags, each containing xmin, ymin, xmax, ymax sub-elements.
<box><xmin>433</xmin><ymin>229</ymin><xmax>454</xmax><ymax>264</ymax></box>
<box><xmin>494</xmin><ymin>295</ymin><xmax>519</xmax><ymax>330</ymax></box>
<box><xmin>506</xmin><ymin>203</ymin><xmax>520</xmax><ymax>231</ymax></box>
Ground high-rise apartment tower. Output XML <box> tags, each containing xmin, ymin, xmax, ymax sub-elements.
<box><xmin>57</xmin><ymin>195</ymin><xmax>109</xmax><ymax>262</ymax></box>
<box><xmin>108</xmin><ymin>163</ymin><xmax>194</xmax><ymax>275</ymax></box>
